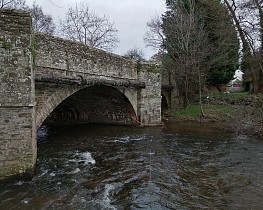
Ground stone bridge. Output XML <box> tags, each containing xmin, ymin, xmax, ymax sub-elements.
<box><xmin>34</xmin><ymin>32</ymin><xmax>161</xmax><ymax>127</ymax></box>
<box><xmin>0</xmin><ymin>10</ymin><xmax>164</xmax><ymax>179</ymax></box>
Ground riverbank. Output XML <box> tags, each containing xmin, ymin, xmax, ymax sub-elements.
<box><xmin>166</xmin><ymin>93</ymin><xmax>263</xmax><ymax>138</ymax></box>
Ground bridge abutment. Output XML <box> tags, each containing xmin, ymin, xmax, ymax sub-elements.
<box><xmin>0</xmin><ymin>10</ymin><xmax>36</xmax><ymax>179</ymax></box>
<box><xmin>138</xmin><ymin>66</ymin><xmax>162</xmax><ymax>126</ymax></box>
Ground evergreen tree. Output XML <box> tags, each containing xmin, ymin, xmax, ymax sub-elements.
<box><xmin>199</xmin><ymin>0</ymin><xmax>239</xmax><ymax>85</ymax></box>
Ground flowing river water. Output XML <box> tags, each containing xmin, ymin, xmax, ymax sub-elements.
<box><xmin>1</xmin><ymin>121</ymin><xmax>263</xmax><ymax>209</ymax></box>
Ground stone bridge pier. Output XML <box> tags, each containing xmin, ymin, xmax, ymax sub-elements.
<box><xmin>0</xmin><ymin>10</ymin><xmax>162</xmax><ymax>179</ymax></box>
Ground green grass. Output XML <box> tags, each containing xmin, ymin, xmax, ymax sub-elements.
<box><xmin>174</xmin><ymin>92</ymin><xmax>249</xmax><ymax>120</ymax></box>
<box><xmin>174</xmin><ymin>104</ymin><xmax>234</xmax><ymax>119</ymax></box>
<box><xmin>174</xmin><ymin>105</ymin><xmax>202</xmax><ymax>118</ymax></box>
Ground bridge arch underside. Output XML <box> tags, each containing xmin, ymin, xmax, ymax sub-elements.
<box><xmin>161</xmin><ymin>94</ymin><xmax>168</xmax><ymax>112</ymax></box>
<box><xmin>161</xmin><ymin>89</ymin><xmax>171</xmax><ymax>112</ymax></box>
<box><xmin>36</xmin><ymin>84</ymin><xmax>138</xmax><ymax>127</ymax></box>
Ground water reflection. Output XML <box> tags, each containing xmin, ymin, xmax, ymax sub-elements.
<box><xmin>0</xmin><ymin>122</ymin><xmax>263</xmax><ymax>209</ymax></box>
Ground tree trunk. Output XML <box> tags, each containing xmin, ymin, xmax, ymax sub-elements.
<box><xmin>224</xmin><ymin>0</ymin><xmax>259</xmax><ymax>93</ymax></box>
<box><xmin>198</xmin><ymin>67</ymin><xmax>205</xmax><ymax>118</ymax></box>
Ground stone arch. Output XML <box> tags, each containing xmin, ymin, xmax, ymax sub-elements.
<box><xmin>35</xmin><ymin>84</ymin><xmax>81</xmax><ymax>128</ymax></box>
<box><xmin>35</xmin><ymin>84</ymin><xmax>138</xmax><ymax>128</ymax></box>
<box><xmin>117</xmin><ymin>87</ymin><xmax>138</xmax><ymax>116</ymax></box>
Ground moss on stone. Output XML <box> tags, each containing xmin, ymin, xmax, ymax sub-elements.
<box><xmin>136</xmin><ymin>61</ymin><xmax>160</xmax><ymax>74</ymax></box>
<box><xmin>136</xmin><ymin>61</ymin><xmax>142</xmax><ymax>73</ymax></box>
<box><xmin>145</xmin><ymin>66</ymin><xmax>160</xmax><ymax>74</ymax></box>
<box><xmin>2</xmin><ymin>40</ymin><xmax>12</xmax><ymax>49</ymax></box>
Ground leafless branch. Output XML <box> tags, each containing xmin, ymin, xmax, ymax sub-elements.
<box><xmin>48</xmin><ymin>0</ymin><xmax>62</xmax><ymax>8</ymax></box>
<box><xmin>59</xmin><ymin>2</ymin><xmax>119</xmax><ymax>51</ymax></box>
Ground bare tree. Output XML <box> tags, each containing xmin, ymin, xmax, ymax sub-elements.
<box><xmin>28</xmin><ymin>3</ymin><xmax>56</xmax><ymax>35</ymax></box>
<box><xmin>123</xmin><ymin>46</ymin><xmax>145</xmax><ymax>61</ymax></box>
<box><xmin>59</xmin><ymin>2</ymin><xmax>119</xmax><ymax>51</ymax></box>
<box><xmin>224</xmin><ymin>0</ymin><xmax>263</xmax><ymax>93</ymax></box>
<box><xmin>0</xmin><ymin>0</ymin><xmax>26</xmax><ymax>9</ymax></box>
<box><xmin>239</xmin><ymin>0</ymin><xmax>263</xmax><ymax>47</ymax></box>
<box><xmin>163</xmin><ymin>0</ymin><xmax>210</xmax><ymax>110</ymax></box>
<box><xmin>240</xmin><ymin>0</ymin><xmax>263</xmax><ymax>93</ymax></box>
<box><xmin>144</xmin><ymin>15</ymin><xmax>165</xmax><ymax>51</ymax></box>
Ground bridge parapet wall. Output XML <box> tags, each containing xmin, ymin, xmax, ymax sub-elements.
<box><xmin>0</xmin><ymin>10</ymin><xmax>36</xmax><ymax>179</ymax></box>
<box><xmin>34</xmin><ymin>33</ymin><xmax>137</xmax><ymax>80</ymax></box>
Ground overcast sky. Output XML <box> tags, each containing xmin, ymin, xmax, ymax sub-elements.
<box><xmin>25</xmin><ymin>0</ymin><xmax>166</xmax><ymax>59</ymax></box>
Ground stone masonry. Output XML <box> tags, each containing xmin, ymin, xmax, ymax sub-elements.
<box><xmin>0</xmin><ymin>10</ymin><xmax>36</xmax><ymax>179</ymax></box>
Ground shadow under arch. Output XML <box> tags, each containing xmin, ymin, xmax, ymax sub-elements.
<box><xmin>161</xmin><ymin>94</ymin><xmax>168</xmax><ymax>112</ymax></box>
<box><xmin>37</xmin><ymin>85</ymin><xmax>138</xmax><ymax>127</ymax></box>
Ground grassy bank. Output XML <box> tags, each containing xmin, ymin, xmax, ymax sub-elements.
<box><xmin>174</xmin><ymin>104</ymin><xmax>233</xmax><ymax>120</ymax></box>
<box><xmin>170</xmin><ymin>92</ymin><xmax>263</xmax><ymax>138</ymax></box>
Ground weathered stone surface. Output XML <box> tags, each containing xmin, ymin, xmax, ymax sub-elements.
<box><xmin>35</xmin><ymin>73</ymin><xmax>145</xmax><ymax>88</ymax></box>
<box><xmin>0</xmin><ymin>107</ymin><xmax>36</xmax><ymax>179</ymax></box>
<box><xmin>34</xmin><ymin>33</ymin><xmax>137</xmax><ymax>80</ymax></box>
<box><xmin>0</xmin><ymin>9</ymin><xmax>34</xmax><ymax>106</ymax></box>
<box><xmin>0</xmin><ymin>10</ymin><xmax>36</xmax><ymax>180</ymax></box>
<box><xmin>138</xmin><ymin>63</ymin><xmax>162</xmax><ymax>126</ymax></box>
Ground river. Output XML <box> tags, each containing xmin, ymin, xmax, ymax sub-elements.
<box><xmin>0</xmin><ymin>121</ymin><xmax>263</xmax><ymax>209</ymax></box>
